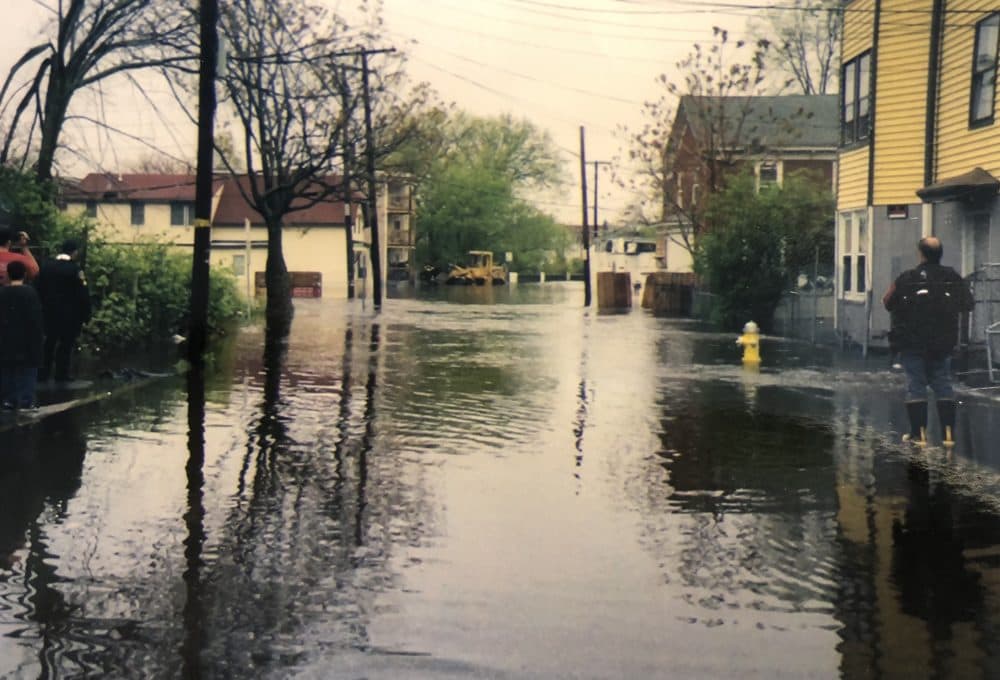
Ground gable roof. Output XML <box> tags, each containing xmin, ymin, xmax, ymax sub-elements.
<box><xmin>68</xmin><ymin>173</ymin><xmax>207</xmax><ymax>201</ymax></box>
<box><xmin>67</xmin><ymin>173</ymin><xmax>351</xmax><ymax>226</ymax></box>
<box><xmin>213</xmin><ymin>176</ymin><xmax>347</xmax><ymax>226</ymax></box>
<box><xmin>676</xmin><ymin>94</ymin><xmax>839</xmax><ymax>150</ymax></box>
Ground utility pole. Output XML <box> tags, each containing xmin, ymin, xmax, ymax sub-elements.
<box><xmin>340</xmin><ymin>84</ymin><xmax>356</xmax><ymax>299</ymax></box>
<box><xmin>579</xmin><ymin>126</ymin><xmax>591</xmax><ymax>307</ymax></box>
<box><xmin>591</xmin><ymin>160</ymin><xmax>611</xmax><ymax>240</ymax></box>
<box><xmin>359</xmin><ymin>47</ymin><xmax>396</xmax><ymax>309</ymax></box>
<box><xmin>188</xmin><ymin>0</ymin><xmax>219</xmax><ymax>364</ymax></box>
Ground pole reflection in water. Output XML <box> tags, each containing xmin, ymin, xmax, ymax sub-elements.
<box><xmin>332</xmin><ymin>325</ymin><xmax>354</xmax><ymax>535</ymax></box>
<box><xmin>356</xmin><ymin>322</ymin><xmax>380</xmax><ymax>547</ymax></box>
<box><xmin>573</xmin><ymin>321</ymin><xmax>590</xmax><ymax>485</ymax></box>
<box><xmin>181</xmin><ymin>366</ymin><xmax>207</xmax><ymax>679</ymax></box>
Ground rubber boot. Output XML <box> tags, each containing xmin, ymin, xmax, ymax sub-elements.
<box><xmin>904</xmin><ymin>401</ymin><xmax>927</xmax><ymax>446</ymax></box>
<box><xmin>937</xmin><ymin>400</ymin><xmax>956</xmax><ymax>447</ymax></box>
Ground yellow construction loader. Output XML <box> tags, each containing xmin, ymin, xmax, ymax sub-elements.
<box><xmin>446</xmin><ymin>250</ymin><xmax>507</xmax><ymax>285</ymax></box>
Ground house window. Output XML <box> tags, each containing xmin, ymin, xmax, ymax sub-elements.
<box><xmin>232</xmin><ymin>254</ymin><xmax>246</xmax><ymax>276</ymax></box>
<box><xmin>676</xmin><ymin>181</ymin><xmax>684</xmax><ymax>210</ymax></box>
<box><xmin>85</xmin><ymin>200</ymin><xmax>97</xmax><ymax>218</ymax></box>
<box><xmin>170</xmin><ymin>202</ymin><xmax>195</xmax><ymax>226</ymax></box>
<box><xmin>692</xmin><ymin>184</ymin><xmax>700</xmax><ymax>206</ymax></box>
<box><xmin>887</xmin><ymin>205</ymin><xmax>908</xmax><ymax>219</ymax></box>
<box><xmin>971</xmin><ymin>13</ymin><xmax>999</xmax><ymax>126</ymax></box>
<box><xmin>130</xmin><ymin>201</ymin><xmax>145</xmax><ymax>226</ymax></box>
<box><xmin>839</xmin><ymin>210</ymin><xmax>868</xmax><ymax>298</ymax></box>
<box><xmin>841</xmin><ymin>51</ymin><xmax>872</xmax><ymax>144</ymax></box>
<box><xmin>756</xmin><ymin>161</ymin><xmax>780</xmax><ymax>191</ymax></box>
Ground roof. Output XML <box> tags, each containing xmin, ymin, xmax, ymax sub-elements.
<box><xmin>213</xmin><ymin>176</ymin><xmax>347</xmax><ymax>226</ymax></box>
<box><xmin>68</xmin><ymin>173</ymin><xmax>206</xmax><ymax>201</ymax></box>
<box><xmin>676</xmin><ymin>94</ymin><xmax>840</xmax><ymax>150</ymax></box>
<box><xmin>67</xmin><ymin>173</ymin><xmax>351</xmax><ymax>227</ymax></box>
<box><xmin>917</xmin><ymin>167</ymin><xmax>1000</xmax><ymax>203</ymax></box>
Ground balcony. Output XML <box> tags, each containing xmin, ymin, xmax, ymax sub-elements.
<box><xmin>387</xmin><ymin>193</ymin><xmax>410</xmax><ymax>212</ymax></box>
<box><xmin>388</xmin><ymin>227</ymin><xmax>412</xmax><ymax>247</ymax></box>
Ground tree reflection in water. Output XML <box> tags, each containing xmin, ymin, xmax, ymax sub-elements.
<box><xmin>0</xmin><ymin>414</ymin><xmax>88</xmax><ymax>676</ymax></box>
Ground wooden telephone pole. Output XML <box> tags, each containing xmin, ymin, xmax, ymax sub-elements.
<box><xmin>188</xmin><ymin>0</ymin><xmax>219</xmax><ymax>364</ymax></box>
<box><xmin>359</xmin><ymin>47</ymin><xmax>396</xmax><ymax>309</ymax></box>
<box><xmin>579</xmin><ymin>126</ymin><xmax>591</xmax><ymax>307</ymax></box>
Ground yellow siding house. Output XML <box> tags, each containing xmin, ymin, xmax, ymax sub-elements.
<box><xmin>63</xmin><ymin>173</ymin><xmax>415</xmax><ymax>300</ymax></box>
<box><xmin>837</xmin><ymin>0</ymin><xmax>1000</xmax><ymax>348</ymax></box>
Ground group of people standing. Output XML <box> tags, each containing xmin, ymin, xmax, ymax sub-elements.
<box><xmin>0</xmin><ymin>227</ymin><xmax>91</xmax><ymax>410</ymax></box>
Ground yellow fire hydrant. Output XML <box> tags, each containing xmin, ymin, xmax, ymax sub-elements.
<box><xmin>736</xmin><ymin>321</ymin><xmax>761</xmax><ymax>364</ymax></box>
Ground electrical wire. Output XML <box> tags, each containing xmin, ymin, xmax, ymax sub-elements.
<box><xmin>424</xmin><ymin>0</ymin><xmax>739</xmax><ymax>36</ymax></box>
<box><xmin>389</xmin><ymin>5</ymin><xmax>727</xmax><ymax>44</ymax></box>
<box><xmin>386</xmin><ymin>15</ymin><xmax>675</xmax><ymax>64</ymax></box>
<box><xmin>394</xmin><ymin>35</ymin><xmax>645</xmax><ymax>106</ymax></box>
<box><xmin>406</xmin><ymin>54</ymin><xmax>621</xmax><ymax>135</ymax></box>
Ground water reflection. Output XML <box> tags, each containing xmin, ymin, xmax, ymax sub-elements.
<box><xmin>356</xmin><ymin>322</ymin><xmax>380</xmax><ymax>547</ymax></box>
<box><xmin>8</xmin><ymin>293</ymin><xmax>1000</xmax><ymax>677</ymax></box>
<box><xmin>181</xmin><ymin>366</ymin><xmax>207</xmax><ymax>678</ymax></box>
<box><xmin>0</xmin><ymin>414</ymin><xmax>88</xmax><ymax>677</ymax></box>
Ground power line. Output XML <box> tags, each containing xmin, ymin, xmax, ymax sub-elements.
<box><xmin>389</xmin><ymin>5</ymin><xmax>726</xmax><ymax>44</ymax></box>
<box><xmin>529</xmin><ymin>0</ymin><xmax>995</xmax><ymax>16</ymax></box>
<box><xmin>388</xmin><ymin>15</ymin><xmax>674</xmax><ymax>64</ymax></box>
<box><xmin>427</xmin><ymin>0</ymin><xmax>738</xmax><ymax>36</ymax></box>
<box><xmin>504</xmin><ymin>0</ymin><xmax>707</xmax><ymax>14</ymax></box>
<box><xmin>396</xmin><ymin>35</ymin><xmax>645</xmax><ymax>105</ymax></box>
<box><xmin>407</xmin><ymin>54</ymin><xmax>620</xmax><ymax>135</ymax></box>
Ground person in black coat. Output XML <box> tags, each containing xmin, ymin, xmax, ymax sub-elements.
<box><xmin>883</xmin><ymin>236</ymin><xmax>974</xmax><ymax>445</ymax></box>
<box><xmin>0</xmin><ymin>260</ymin><xmax>44</xmax><ymax>409</ymax></box>
<box><xmin>36</xmin><ymin>239</ymin><xmax>91</xmax><ymax>383</ymax></box>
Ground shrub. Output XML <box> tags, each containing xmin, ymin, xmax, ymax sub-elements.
<box><xmin>81</xmin><ymin>238</ymin><xmax>245</xmax><ymax>355</ymax></box>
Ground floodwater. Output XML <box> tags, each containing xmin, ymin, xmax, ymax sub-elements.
<box><xmin>4</xmin><ymin>282</ymin><xmax>1000</xmax><ymax>679</ymax></box>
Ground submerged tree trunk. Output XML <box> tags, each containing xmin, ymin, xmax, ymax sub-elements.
<box><xmin>265</xmin><ymin>219</ymin><xmax>293</xmax><ymax>337</ymax></box>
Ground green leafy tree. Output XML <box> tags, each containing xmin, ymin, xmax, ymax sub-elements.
<box><xmin>695</xmin><ymin>170</ymin><xmax>833</xmax><ymax>331</ymax></box>
<box><xmin>414</xmin><ymin>112</ymin><xmax>566</xmax><ymax>272</ymax></box>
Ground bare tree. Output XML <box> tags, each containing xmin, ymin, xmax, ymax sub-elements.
<box><xmin>618</xmin><ymin>29</ymin><xmax>795</xmax><ymax>257</ymax></box>
<box><xmin>209</xmin><ymin>0</ymin><xmax>352</xmax><ymax>333</ymax></box>
<box><xmin>748</xmin><ymin>0</ymin><xmax>841</xmax><ymax>95</ymax></box>
<box><xmin>126</xmin><ymin>152</ymin><xmax>192</xmax><ymax>174</ymax></box>
<box><xmin>0</xmin><ymin>0</ymin><xmax>194</xmax><ymax>183</ymax></box>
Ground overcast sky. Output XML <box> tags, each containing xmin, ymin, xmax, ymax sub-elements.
<box><xmin>0</xmin><ymin>0</ymin><xmax>756</xmax><ymax>225</ymax></box>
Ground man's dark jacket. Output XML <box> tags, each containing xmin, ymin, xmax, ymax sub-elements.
<box><xmin>0</xmin><ymin>284</ymin><xmax>44</xmax><ymax>367</ymax></box>
<box><xmin>884</xmin><ymin>263</ymin><xmax>974</xmax><ymax>356</ymax></box>
<box><xmin>35</xmin><ymin>257</ymin><xmax>91</xmax><ymax>334</ymax></box>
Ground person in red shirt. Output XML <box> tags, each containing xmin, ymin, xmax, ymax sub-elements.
<box><xmin>0</xmin><ymin>227</ymin><xmax>39</xmax><ymax>286</ymax></box>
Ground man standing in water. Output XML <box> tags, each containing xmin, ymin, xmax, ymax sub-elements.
<box><xmin>883</xmin><ymin>236</ymin><xmax>973</xmax><ymax>445</ymax></box>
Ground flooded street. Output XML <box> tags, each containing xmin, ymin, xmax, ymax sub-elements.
<box><xmin>5</xmin><ymin>282</ymin><xmax>1000</xmax><ymax>678</ymax></box>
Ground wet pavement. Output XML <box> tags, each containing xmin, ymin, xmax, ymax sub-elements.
<box><xmin>4</xmin><ymin>282</ymin><xmax>1000</xmax><ymax>678</ymax></box>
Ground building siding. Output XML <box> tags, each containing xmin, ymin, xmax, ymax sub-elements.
<box><xmin>65</xmin><ymin>200</ymin><xmax>352</xmax><ymax>299</ymax></box>
<box><xmin>844</xmin><ymin>0</ymin><xmax>876</xmax><ymax>60</ymax></box>
<box><xmin>838</xmin><ymin>147</ymin><xmax>870</xmax><ymax>210</ymax></box>
<box><xmin>871</xmin><ymin>3</ymin><xmax>932</xmax><ymax>205</ymax></box>
<box><xmin>935</xmin><ymin>0</ymin><xmax>1000</xmax><ymax>180</ymax></box>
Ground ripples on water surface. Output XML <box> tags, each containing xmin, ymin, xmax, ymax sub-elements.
<box><xmin>3</xmin><ymin>282</ymin><xmax>1000</xmax><ymax>678</ymax></box>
